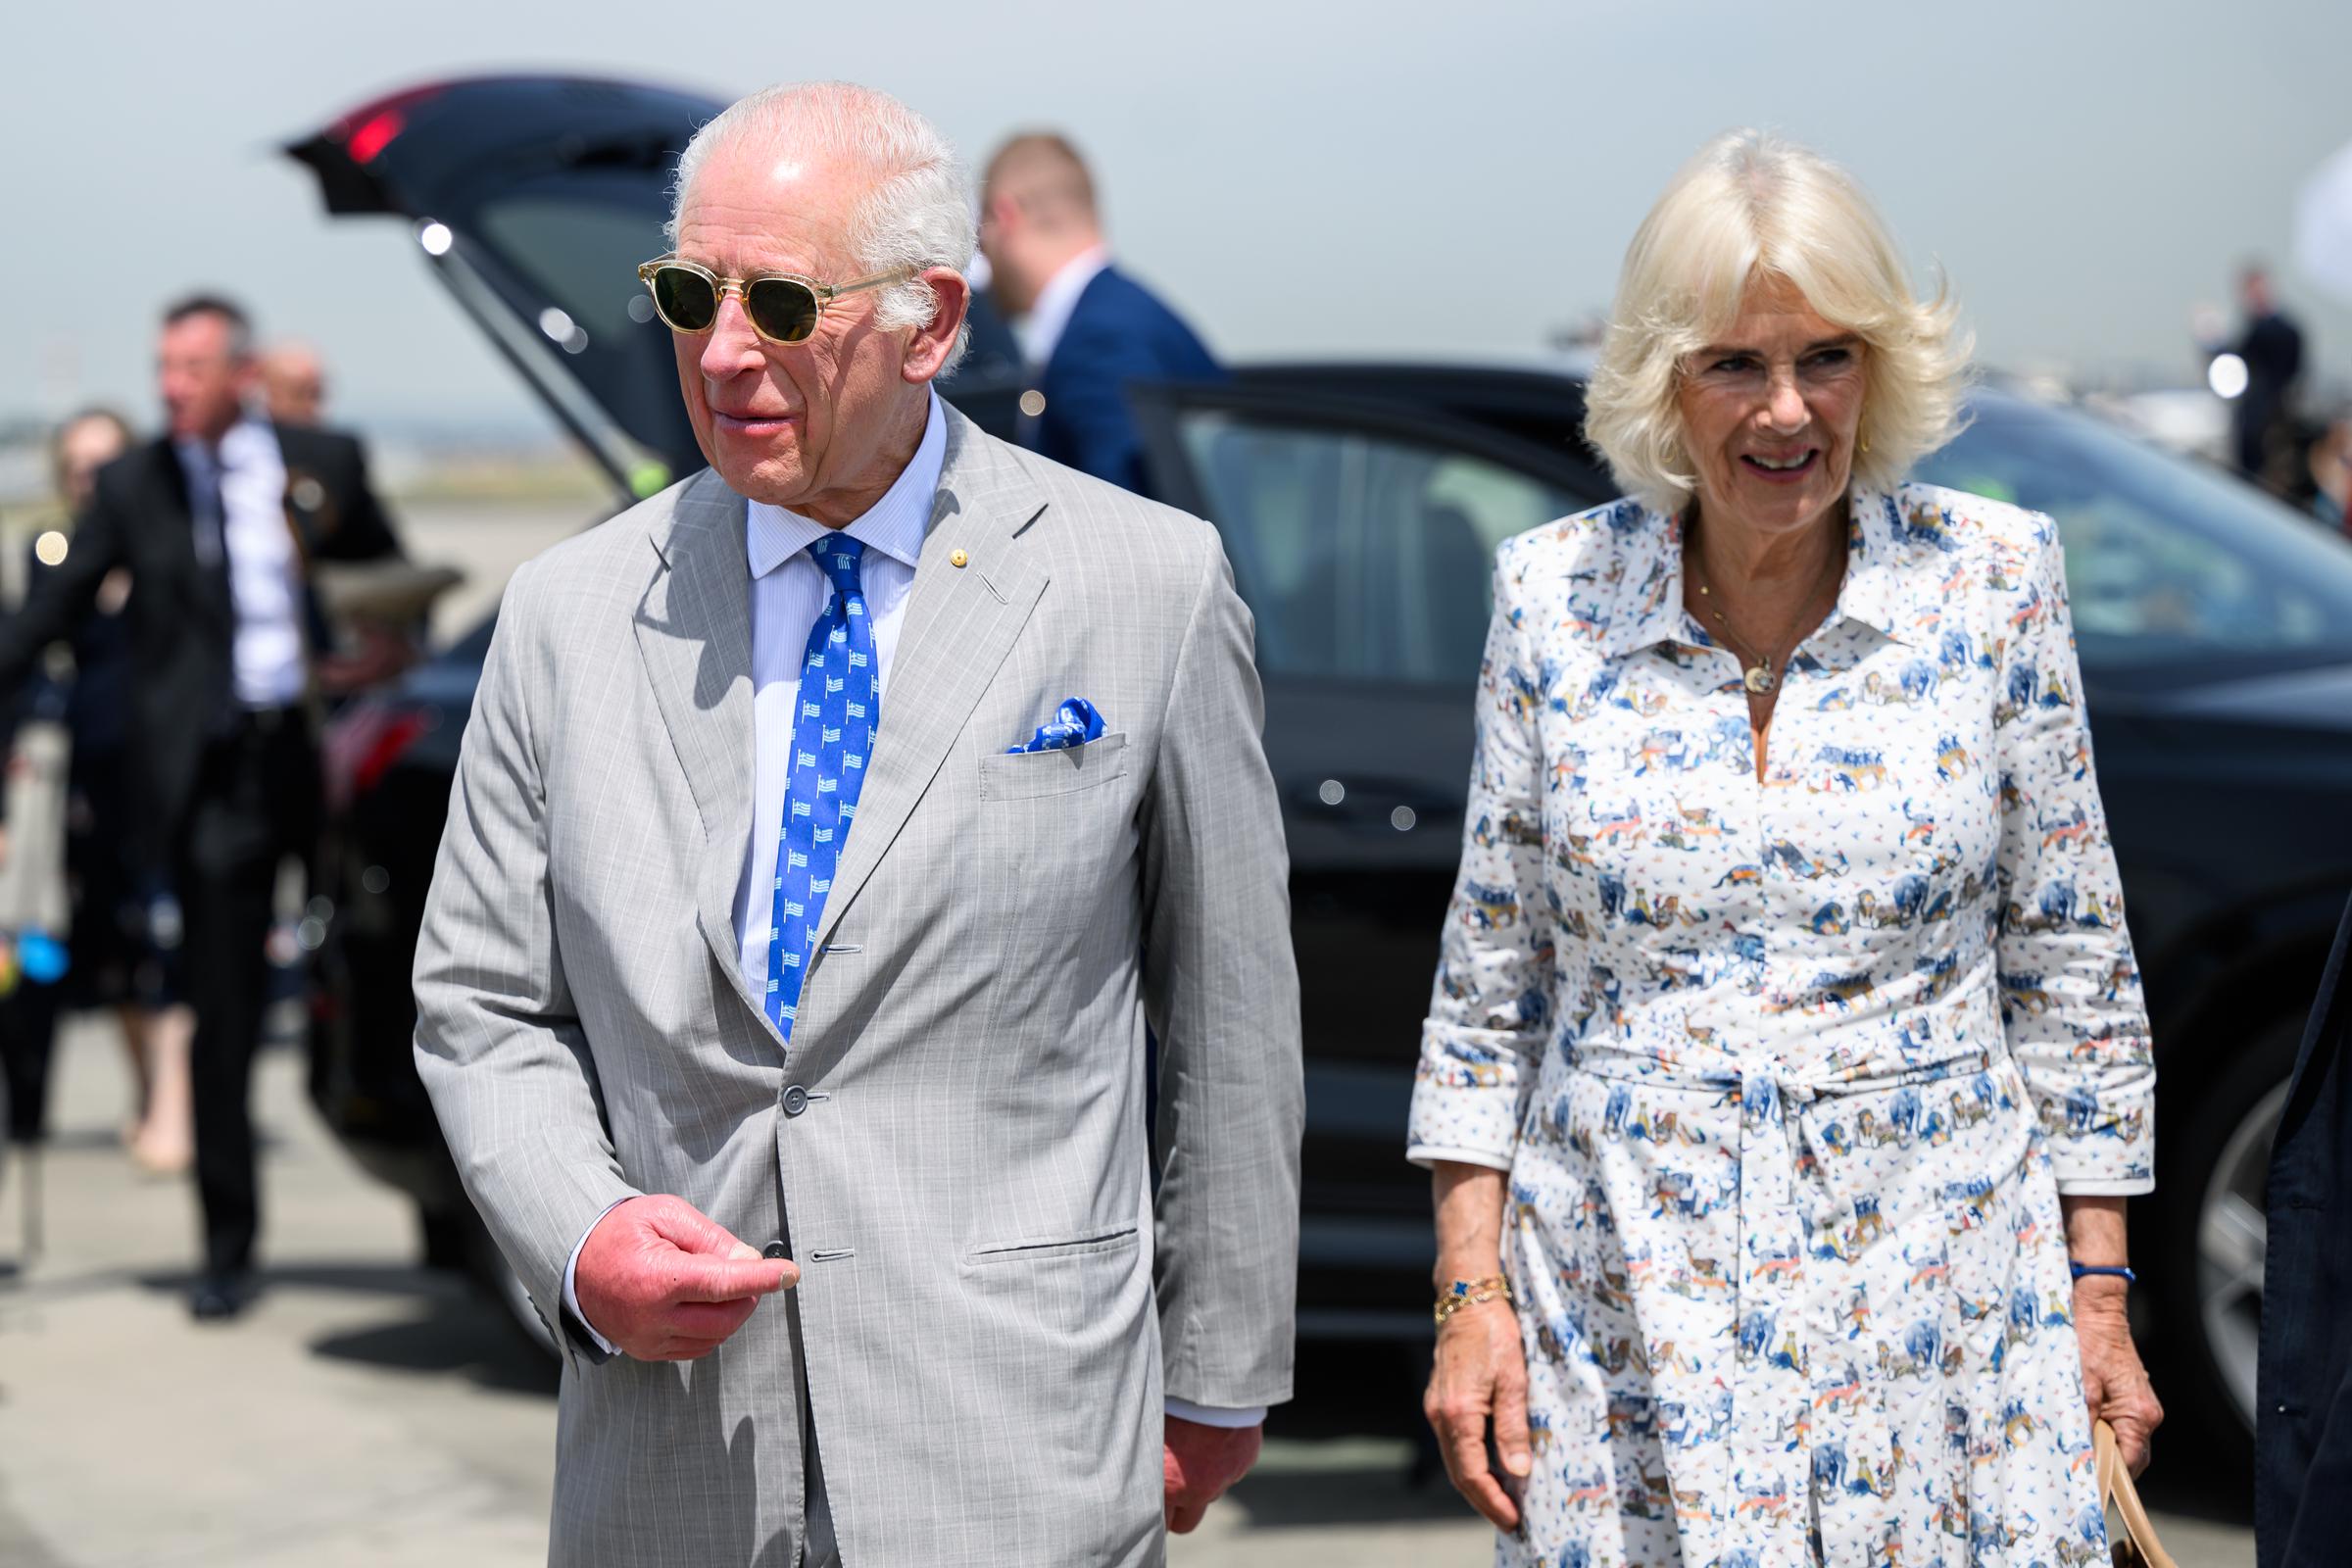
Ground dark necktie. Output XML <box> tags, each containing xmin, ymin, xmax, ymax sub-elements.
<box><xmin>189</xmin><ymin>450</ymin><xmax>234</xmax><ymax>623</ymax></box>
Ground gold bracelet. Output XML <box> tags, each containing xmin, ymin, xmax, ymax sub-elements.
<box><xmin>1433</xmin><ymin>1275</ymin><xmax>1514</xmax><ymax>1326</ymax></box>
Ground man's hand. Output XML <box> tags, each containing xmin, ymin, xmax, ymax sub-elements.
<box><xmin>1162</xmin><ymin>1414</ymin><xmax>1262</xmax><ymax>1533</ymax></box>
<box><xmin>573</xmin><ymin>1195</ymin><xmax>796</xmax><ymax>1361</ymax></box>
<box><xmin>1424</xmin><ymin>1298</ymin><xmax>1532</xmax><ymax>1531</ymax></box>
<box><xmin>2076</xmin><ymin>1278</ymin><xmax>2164</xmax><ymax>1474</ymax></box>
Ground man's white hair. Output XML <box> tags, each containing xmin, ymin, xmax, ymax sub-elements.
<box><xmin>1584</xmin><ymin>128</ymin><xmax>1972</xmax><ymax>515</ymax></box>
<box><xmin>667</xmin><ymin>81</ymin><xmax>975</xmax><ymax>370</ymax></box>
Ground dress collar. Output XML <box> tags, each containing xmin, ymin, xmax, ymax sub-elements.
<box><xmin>744</xmin><ymin>390</ymin><xmax>946</xmax><ymax>579</ymax></box>
<box><xmin>1600</xmin><ymin>483</ymin><xmax>1930</xmax><ymax>660</ymax></box>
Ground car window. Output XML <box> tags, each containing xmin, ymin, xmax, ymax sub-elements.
<box><xmin>459</xmin><ymin>178</ymin><xmax>703</xmax><ymax>488</ymax></box>
<box><xmin>1178</xmin><ymin>411</ymin><xmax>1588</xmax><ymax>686</ymax></box>
<box><xmin>474</xmin><ymin>195</ymin><xmax>657</xmax><ymax>359</ymax></box>
<box><xmin>1917</xmin><ymin>397</ymin><xmax>2352</xmax><ymax>674</ymax></box>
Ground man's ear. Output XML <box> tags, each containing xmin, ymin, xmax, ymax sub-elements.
<box><xmin>902</xmin><ymin>269</ymin><xmax>972</xmax><ymax>385</ymax></box>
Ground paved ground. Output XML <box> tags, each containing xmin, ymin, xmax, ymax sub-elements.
<box><xmin>0</xmin><ymin>506</ymin><xmax>2260</xmax><ymax>1566</ymax></box>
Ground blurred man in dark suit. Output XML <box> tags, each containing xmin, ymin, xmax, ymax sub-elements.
<box><xmin>0</xmin><ymin>294</ymin><xmax>403</xmax><ymax>1319</ymax></box>
<box><xmin>259</xmin><ymin>340</ymin><xmax>327</xmax><ymax>427</ymax></box>
<box><xmin>2230</xmin><ymin>264</ymin><xmax>2306</xmax><ymax>491</ymax></box>
<box><xmin>979</xmin><ymin>133</ymin><xmax>1224</xmax><ymax>497</ymax></box>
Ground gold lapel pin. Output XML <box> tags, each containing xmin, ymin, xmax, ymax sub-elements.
<box><xmin>949</xmin><ymin>549</ymin><xmax>968</xmax><ymax>568</ymax></box>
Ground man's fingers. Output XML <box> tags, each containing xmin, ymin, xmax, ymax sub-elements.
<box><xmin>639</xmin><ymin>1198</ymin><xmax>743</xmax><ymax>1257</ymax></box>
<box><xmin>646</xmin><ymin>1335</ymin><xmax>729</xmax><ymax>1362</ymax></box>
<box><xmin>669</xmin><ymin>1254</ymin><xmax>796</xmax><ymax>1302</ymax></box>
<box><xmin>668</xmin><ymin>1297</ymin><xmax>760</xmax><ymax>1341</ymax></box>
<box><xmin>1167</xmin><ymin>1496</ymin><xmax>1209</xmax><ymax>1535</ymax></box>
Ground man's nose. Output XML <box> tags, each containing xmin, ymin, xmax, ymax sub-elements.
<box><xmin>699</xmin><ymin>292</ymin><xmax>769</xmax><ymax>381</ymax></box>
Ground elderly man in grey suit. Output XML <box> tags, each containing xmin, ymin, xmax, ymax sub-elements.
<box><xmin>411</xmin><ymin>81</ymin><xmax>1301</xmax><ymax>1566</ymax></box>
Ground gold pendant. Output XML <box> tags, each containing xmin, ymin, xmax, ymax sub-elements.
<box><xmin>1743</xmin><ymin>662</ymin><xmax>1777</xmax><ymax>695</ymax></box>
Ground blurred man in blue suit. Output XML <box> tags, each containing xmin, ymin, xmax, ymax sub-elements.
<box><xmin>979</xmin><ymin>133</ymin><xmax>1225</xmax><ymax>497</ymax></box>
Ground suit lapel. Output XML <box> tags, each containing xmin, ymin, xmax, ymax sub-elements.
<box><xmin>814</xmin><ymin>411</ymin><xmax>1049</xmax><ymax>950</ymax></box>
<box><xmin>631</xmin><ymin>471</ymin><xmax>766</xmax><ymax>1022</ymax></box>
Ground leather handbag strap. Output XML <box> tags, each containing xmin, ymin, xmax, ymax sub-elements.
<box><xmin>2093</xmin><ymin>1419</ymin><xmax>2177</xmax><ymax>1568</ymax></box>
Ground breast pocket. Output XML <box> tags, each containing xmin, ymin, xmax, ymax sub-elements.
<box><xmin>978</xmin><ymin>732</ymin><xmax>1130</xmax><ymax>802</ymax></box>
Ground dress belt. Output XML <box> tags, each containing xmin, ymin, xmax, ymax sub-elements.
<box><xmin>1565</xmin><ymin>1035</ymin><xmax>1998</xmax><ymax>1565</ymax></box>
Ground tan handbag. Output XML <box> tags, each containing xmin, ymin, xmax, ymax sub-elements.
<box><xmin>2093</xmin><ymin>1419</ymin><xmax>2176</xmax><ymax>1568</ymax></box>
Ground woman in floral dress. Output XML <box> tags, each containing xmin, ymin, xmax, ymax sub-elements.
<box><xmin>1411</xmin><ymin>129</ymin><xmax>2163</xmax><ymax>1567</ymax></box>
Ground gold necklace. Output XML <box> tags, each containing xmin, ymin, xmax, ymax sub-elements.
<box><xmin>1689</xmin><ymin>541</ymin><xmax>1844</xmax><ymax>698</ymax></box>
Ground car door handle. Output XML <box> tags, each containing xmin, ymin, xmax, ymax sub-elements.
<box><xmin>1291</xmin><ymin>776</ymin><xmax>1454</xmax><ymax>833</ymax></box>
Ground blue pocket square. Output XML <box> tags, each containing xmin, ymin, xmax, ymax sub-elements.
<box><xmin>1008</xmin><ymin>697</ymin><xmax>1106</xmax><ymax>754</ymax></box>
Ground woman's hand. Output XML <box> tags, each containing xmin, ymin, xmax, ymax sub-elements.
<box><xmin>2076</xmin><ymin>1278</ymin><xmax>2163</xmax><ymax>1474</ymax></box>
<box><xmin>2061</xmin><ymin>1195</ymin><xmax>2162</xmax><ymax>1474</ymax></box>
<box><xmin>1424</xmin><ymin>1297</ymin><xmax>1534</xmax><ymax>1531</ymax></box>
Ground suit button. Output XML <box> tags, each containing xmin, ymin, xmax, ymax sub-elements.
<box><xmin>762</xmin><ymin>1242</ymin><xmax>789</xmax><ymax>1260</ymax></box>
<box><xmin>782</xmin><ymin>1084</ymin><xmax>810</xmax><ymax>1116</ymax></box>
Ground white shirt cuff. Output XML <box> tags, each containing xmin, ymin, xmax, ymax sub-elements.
<box><xmin>562</xmin><ymin>1198</ymin><xmax>634</xmax><ymax>1357</ymax></box>
<box><xmin>1164</xmin><ymin>1397</ymin><xmax>1266</xmax><ymax>1429</ymax></box>
<box><xmin>1405</xmin><ymin>1144</ymin><xmax>1516</xmax><ymax>1173</ymax></box>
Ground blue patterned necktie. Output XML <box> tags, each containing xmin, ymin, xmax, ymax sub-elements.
<box><xmin>765</xmin><ymin>533</ymin><xmax>881</xmax><ymax>1041</ymax></box>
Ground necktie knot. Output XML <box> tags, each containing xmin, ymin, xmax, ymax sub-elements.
<box><xmin>809</xmin><ymin>533</ymin><xmax>865</xmax><ymax>588</ymax></box>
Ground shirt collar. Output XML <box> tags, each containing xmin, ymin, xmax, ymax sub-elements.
<box><xmin>175</xmin><ymin>415</ymin><xmax>273</xmax><ymax>473</ymax></box>
<box><xmin>745</xmin><ymin>389</ymin><xmax>946</xmax><ymax>579</ymax></box>
<box><xmin>1601</xmin><ymin>482</ymin><xmax>1928</xmax><ymax>660</ymax></box>
<box><xmin>1015</xmin><ymin>244</ymin><xmax>1111</xmax><ymax>368</ymax></box>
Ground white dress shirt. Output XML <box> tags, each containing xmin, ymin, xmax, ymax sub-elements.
<box><xmin>557</xmin><ymin>390</ymin><xmax>1258</xmax><ymax>1425</ymax></box>
<box><xmin>1013</xmin><ymin>243</ymin><xmax>1110</xmax><ymax>369</ymax></box>
<box><xmin>176</xmin><ymin>418</ymin><xmax>306</xmax><ymax>709</ymax></box>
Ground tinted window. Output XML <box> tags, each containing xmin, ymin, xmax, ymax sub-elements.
<box><xmin>462</xmin><ymin>178</ymin><xmax>702</xmax><ymax>484</ymax></box>
<box><xmin>1917</xmin><ymin>396</ymin><xmax>2352</xmax><ymax>674</ymax></box>
<box><xmin>1179</xmin><ymin>410</ymin><xmax>1587</xmax><ymax>685</ymax></box>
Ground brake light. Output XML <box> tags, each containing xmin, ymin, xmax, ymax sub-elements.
<box><xmin>347</xmin><ymin>109</ymin><xmax>405</xmax><ymax>165</ymax></box>
<box><xmin>355</xmin><ymin>710</ymin><xmax>433</xmax><ymax>797</ymax></box>
<box><xmin>322</xmin><ymin>80</ymin><xmax>452</xmax><ymax>166</ymax></box>
<box><xmin>323</xmin><ymin>704</ymin><xmax>434</xmax><ymax>812</ymax></box>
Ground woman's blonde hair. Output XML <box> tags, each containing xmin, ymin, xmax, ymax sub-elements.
<box><xmin>1584</xmin><ymin>128</ymin><xmax>1972</xmax><ymax>514</ymax></box>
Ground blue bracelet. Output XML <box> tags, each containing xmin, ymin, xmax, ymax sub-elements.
<box><xmin>2070</xmin><ymin>1262</ymin><xmax>2136</xmax><ymax>1283</ymax></box>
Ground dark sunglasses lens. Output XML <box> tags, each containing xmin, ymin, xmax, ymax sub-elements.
<box><xmin>651</xmin><ymin>267</ymin><xmax>719</xmax><ymax>332</ymax></box>
<box><xmin>746</xmin><ymin>278</ymin><xmax>821</xmax><ymax>343</ymax></box>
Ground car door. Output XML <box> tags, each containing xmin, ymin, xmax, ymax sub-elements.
<box><xmin>1131</xmin><ymin>383</ymin><xmax>1611</xmax><ymax>1317</ymax></box>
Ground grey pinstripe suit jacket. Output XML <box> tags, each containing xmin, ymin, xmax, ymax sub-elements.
<box><xmin>412</xmin><ymin>406</ymin><xmax>1302</xmax><ymax>1566</ymax></box>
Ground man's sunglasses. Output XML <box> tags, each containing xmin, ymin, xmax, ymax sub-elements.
<box><xmin>634</xmin><ymin>258</ymin><xmax>916</xmax><ymax>346</ymax></box>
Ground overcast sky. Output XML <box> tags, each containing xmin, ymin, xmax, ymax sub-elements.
<box><xmin>9</xmin><ymin>0</ymin><xmax>2349</xmax><ymax>439</ymax></box>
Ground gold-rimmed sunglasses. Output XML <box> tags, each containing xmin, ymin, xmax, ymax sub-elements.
<box><xmin>634</xmin><ymin>257</ymin><xmax>916</xmax><ymax>346</ymax></box>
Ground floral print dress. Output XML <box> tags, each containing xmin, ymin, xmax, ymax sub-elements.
<box><xmin>1408</xmin><ymin>484</ymin><xmax>2155</xmax><ymax>1568</ymax></box>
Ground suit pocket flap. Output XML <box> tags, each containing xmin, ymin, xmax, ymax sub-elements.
<box><xmin>979</xmin><ymin>731</ymin><xmax>1130</xmax><ymax>801</ymax></box>
<box><xmin>965</xmin><ymin>1224</ymin><xmax>1141</xmax><ymax>1265</ymax></box>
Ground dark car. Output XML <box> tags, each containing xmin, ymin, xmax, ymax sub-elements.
<box><xmin>291</xmin><ymin>76</ymin><xmax>2350</xmax><ymax>1485</ymax></box>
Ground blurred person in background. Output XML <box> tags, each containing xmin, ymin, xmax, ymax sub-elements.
<box><xmin>978</xmin><ymin>131</ymin><xmax>1224</xmax><ymax>497</ymax></box>
<box><xmin>30</xmin><ymin>411</ymin><xmax>198</xmax><ymax>1175</ymax></box>
<box><xmin>2230</xmin><ymin>263</ymin><xmax>2307</xmax><ymax>491</ymax></box>
<box><xmin>941</xmin><ymin>249</ymin><xmax>1023</xmax><ymax>385</ymax></box>
<box><xmin>259</xmin><ymin>340</ymin><xmax>326</xmax><ymax>427</ymax></box>
<box><xmin>0</xmin><ymin>295</ymin><xmax>404</xmax><ymax>1320</ymax></box>
<box><xmin>1412</xmin><ymin>130</ymin><xmax>2161</xmax><ymax>1563</ymax></box>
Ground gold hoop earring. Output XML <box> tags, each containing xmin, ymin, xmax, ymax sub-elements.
<box><xmin>1860</xmin><ymin>436</ymin><xmax>1871</xmax><ymax>456</ymax></box>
